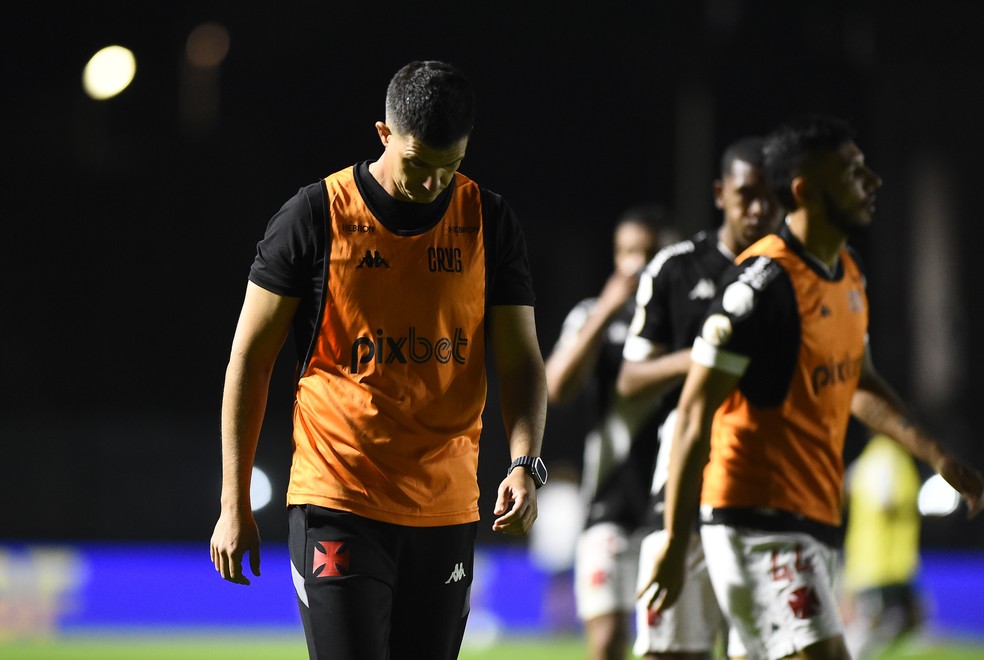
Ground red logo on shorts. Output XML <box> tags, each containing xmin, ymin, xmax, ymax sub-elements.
<box><xmin>647</xmin><ymin>608</ymin><xmax>664</xmax><ymax>627</ymax></box>
<box><xmin>589</xmin><ymin>569</ymin><xmax>609</xmax><ymax>587</ymax></box>
<box><xmin>313</xmin><ymin>541</ymin><xmax>349</xmax><ymax>577</ymax></box>
<box><xmin>787</xmin><ymin>586</ymin><xmax>820</xmax><ymax>619</ymax></box>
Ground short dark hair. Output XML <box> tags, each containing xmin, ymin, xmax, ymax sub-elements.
<box><xmin>385</xmin><ymin>60</ymin><xmax>475</xmax><ymax>148</ymax></box>
<box><xmin>617</xmin><ymin>203</ymin><xmax>680</xmax><ymax>246</ymax></box>
<box><xmin>763</xmin><ymin>114</ymin><xmax>856</xmax><ymax>210</ymax></box>
<box><xmin>720</xmin><ymin>136</ymin><xmax>765</xmax><ymax>177</ymax></box>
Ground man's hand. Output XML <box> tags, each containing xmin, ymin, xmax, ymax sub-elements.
<box><xmin>210</xmin><ymin>508</ymin><xmax>262</xmax><ymax>585</ymax></box>
<box><xmin>637</xmin><ymin>534</ymin><xmax>688</xmax><ymax>615</ymax></box>
<box><xmin>936</xmin><ymin>454</ymin><xmax>984</xmax><ymax>519</ymax></box>
<box><xmin>491</xmin><ymin>470</ymin><xmax>538</xmax><ymax>535</ymax></box>
<box><xmin>595</xmin><ymin>269</ymin><xmax>641</xmax><ymax>318</ymax></box>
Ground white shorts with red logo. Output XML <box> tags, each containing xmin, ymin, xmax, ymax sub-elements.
<box><xmin>634</xmin><ymin>529</ymin><xmax>738</xmax><ymax>655</ymax></box>
<box><xmin>700</xmin><ymin>524</ymin><xmax>845</xmax><ymax>660</ymax></box>
<box><xmin>573</xmin><ymin>522</ymin><xmax>639</xmax><ymax>620</ymax></box>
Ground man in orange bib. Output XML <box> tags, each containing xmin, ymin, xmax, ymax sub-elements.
<box><xmin>639</xmin><ymin>115</ymin><xmax>984</xmax><ymax>660</ymax></box>
<box><xmin>209</xmin><ymin>60</ymin><xmax>548</xmax><ymax>660</ymax></box>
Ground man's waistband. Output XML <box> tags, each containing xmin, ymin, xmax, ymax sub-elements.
<box><xmin>700</xmin><ymin>506</ymin><xmax>843</xmax><ymax>548</ymax></box>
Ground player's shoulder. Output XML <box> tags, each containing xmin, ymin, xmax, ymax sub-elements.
<box><xmin>732</xmin><ymin>254</ymin><xmax>786</xmax><ymax>292</ymax></box>
<box><xmin>643</xmin><ymin>231</ymin><xmax>705</xmax><ymax>277</ymax></box>
<box><xmin>570</xmin><ymin>296</ymin><xmax>597</xmax><ymax>315</ymax></box>
<box><xmin>710</xmin><ymin>254</ymin><xmax>791</xmax><ymax>324</ymax></box>
<box><xmin>560</xmin><ymin>296</ymin><xmax>598</xmax><ymax>330</ymax></box>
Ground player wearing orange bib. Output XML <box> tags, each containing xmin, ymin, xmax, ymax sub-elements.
<box><xmin>210</xmin><ymin>61</ymin><xmax>548</xmax><ymax>660</ymax></box>
<box><xmin>622</xmin><ymin>136</ymin><xmax>782</xmax><ymax>659</ymax></box>
<box><xmin>640</xmin><ymin>115</ymin><xmax>984</xmax><ymax>660</ymax></box>
<box><xmin>288</xmin><ymin>165</ymin><xmax>494</xmax><ymax>526</ymax></box>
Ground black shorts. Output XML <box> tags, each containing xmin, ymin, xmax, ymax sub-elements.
<box><xmin>288</xmin><ymin>504</ymin><xmax>477</xmax><ymax>660</ymax></box>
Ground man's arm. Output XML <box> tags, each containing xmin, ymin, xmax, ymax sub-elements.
<box><xmin>488</xmin><ymin>305</ymin><xmax>548</xmax><ymax>536</ymax></box>
<box><xmin>616</xmin><ymin>255</ymin><xmax>690</xmax><ymax>400</ymax></box>
<box><xmin>617</xmin><ymin>346</ymin><xmax>692</xmax><ymax>400</ymax></box>
<box><xmin>210</xmin><ymin>282</ymin><xmax>300</xmax><ymax>584</ymax></box>
<box><xmin>851</xmin><ymin>343</ymin><xmax>984</xmax><ymax>518</ymax></box>
<box><xmin>545</xmin><ymin>269</ymin><xmax>638</xmax><ymax>404</ymax></box>
<box><xmin>640</xmin><ymin>361</ymin><xmax>741</xmax><ymax>612</ymax></box>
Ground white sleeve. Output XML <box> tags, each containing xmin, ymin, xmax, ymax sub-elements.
<box><xmin>691</xmin><ymin>336</ymin><xmax>750</xmax><ymax>376</ymax></box>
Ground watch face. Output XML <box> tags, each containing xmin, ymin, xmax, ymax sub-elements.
<box><xmin>532</xmin><ymin>457</ymin><xmax>548</xmax><ymax>487</ymax></box>
<box><xmin>509</xmin><ymin>457</ymin><xmax>548</xmax><ymax>488</ymax></box>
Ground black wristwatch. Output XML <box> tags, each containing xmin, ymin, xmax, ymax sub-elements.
<box><xmin>507</xmin><ymin>456</ymin><xmax>548</xmax><ymax>489</ymax></box>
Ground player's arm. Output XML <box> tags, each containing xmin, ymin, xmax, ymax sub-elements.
<box><xmin>852</xmin><ymin>342</ymin><xmax>984</xmax><ymax>518</ymax></box>
<box><xmin>210</xmin><ymin>282</ymin><xmax>300</xmax><ymax>584</ymax></box>
<box><xmin>545</xmin><ymin>269</ymin><xmax>638</xmax><ymax>404</ymax></box>
<box><xmin>640</xmin><ymin>357</ymin><xmax>741</xmax><ymax>612</ymax></box>
<box><xmin>488</xmin><ymin>304</ymin><xmax>548</xmax><ymax>536</ymax></box>
<box><xmin>616</xmin><ymin>254</ymin><xmax>690</xmax><ymax>400</ymax></box>
<box><xmin>617</xmin><ymin>344</ymin><xmax>692</xmax><ymax>400</ymax></box>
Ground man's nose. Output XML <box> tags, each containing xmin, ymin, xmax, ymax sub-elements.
<box><xmin>748</xmin><ymin>197</ymin><xmax>766</xmax><ymax>217</ymax></box>
<box><xmin>867</xmin><ymin>168</ymin><xmax>883</xmax><ymax>191</ymax></box>
<box><xmin>422</xmin><ymin>169</ymin><xmax>449</xmax><ymax>191</ymax></box>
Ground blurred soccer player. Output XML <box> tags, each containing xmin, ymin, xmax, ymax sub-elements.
<box><xmin>619</xmin><ymin>136</ymin><xmax>782</xmax><ymax>659</ymax></box>
<box><xmin>842</xmin><ymin>433</ymin><xmax>923</xmax><ymax>658</ymax></box>
<box><xmin>545</xmin><ymin>205</ymin><xmax>677</xmax><ymax>660</ymax></box>
<box><xmin>641</xmin><ymin>114</ymin><xmax>984</xmax><ymax>660</ymax></box>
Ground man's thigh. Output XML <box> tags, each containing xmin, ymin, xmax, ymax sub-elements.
<box><xmin>701</xmin><ymin>525</ymin><xmax>844</xmax><ymax>660</ymax></box>
<box><xmin>390</xmin><ymin>521</ymin><xmax>477</xmax><ymax>660</ymax></box>
<box><xmin>288</xmin><ymin>505</ymin><xmax>476</xmax><ymax>660</ymax></box>
<box><xmin>574</xmin><ymin>522</ymin><xmax>637</xmax><ymax>620</ymax></box>
<box><xmin>289</xmin><ymin>505</ymin><xmax>396</xmax><ymax>660</ymax></box>
<box><xmin>634</xmin><ymin>529</ymin><xmax>730</xmax><ymax>656</ymax></box>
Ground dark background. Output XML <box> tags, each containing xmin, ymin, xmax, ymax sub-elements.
<box><xmin>3</xmin><ymin>1</ymin><xmax>983</xmax><ymax>549</ymax></box>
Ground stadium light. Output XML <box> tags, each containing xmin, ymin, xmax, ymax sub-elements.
<box><xmin>251</xmin><ymin>466</ymin><xmax>273</xmax><ymax>511</ymax></box>
<box><xmin>918</xmin><ymin>474</ymin><xmax>961</xmax><ymax>516</ymax></box>
<box><xmin>82</xmin><ymin>45</ymin><xmax>136</xmax><ymax>100</ymax></box>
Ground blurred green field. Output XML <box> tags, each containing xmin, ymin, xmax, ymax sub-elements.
<box><xmin>2</xmin><ymin>633</ymin><xmax>984</xmax><ymax>659</ymax></box>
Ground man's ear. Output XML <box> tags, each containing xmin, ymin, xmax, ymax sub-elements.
<box><xmin>790</xmin><ymin>176</ymin><xmax>811</xmax><ymax>207</ymax></box>
<box><xmin>375</xmin><ymin>121</ymin><xmax>391</xmax><ymax>146</ymax></box>
<box><xmin>712</xmin><ymin>179</ymin><xmax>725</xmax><ymax>210</ymax></box>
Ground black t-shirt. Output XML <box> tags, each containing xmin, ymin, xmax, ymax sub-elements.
<box><xmin>624</xmin><ymin>230</ymin><xmax>736</xmax><ymax>410</ymax></box>
<box><xmin>622</xmin><ymin>230</ymin><xmax>739</xmax><ymax>529</ymax></box>
<box><xmin>249</xmin><ymin>161</ymin><xmax>535</xmax><ymax>363</ymax></box>
<box><xmin>553</xmin><ymin>296</ymin><xmax>664</xmax><ymax>529</ymax></box>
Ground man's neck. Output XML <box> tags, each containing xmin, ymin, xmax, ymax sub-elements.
<box><xmin>785</xmin><ymin>212</ymin><xmax>845</xmax><ymax>270</ymax></box>
<box><xmin>367</xmin><ymin>157</ymin><xmax>394</xmax><ymax>198</ymax></box>
<box><xmin>715</xmin><ymin>226</ymin><xmax>739</xmax><ymax>260</ymax></box>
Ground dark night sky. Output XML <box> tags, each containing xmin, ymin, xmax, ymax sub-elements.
<box><xmin>3</xmin><ymin>1</ymin><xmax>984</xmax><ymax>548</ymax></box>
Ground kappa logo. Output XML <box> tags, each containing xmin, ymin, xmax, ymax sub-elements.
<box><xmin>688</xmin><ymin>278</ymin><xmax>716</xmax><ymax>300</ymax></box>
<box><xmin>357</xmin><ymin>250</ymin><xmax>390</xmax><ymax>268</ymax></box>
<box><xmin>445</xmin><ymin>562</ymin><xmax>467</xmax><ymax>584</ymax></box>
<box><xmin>312</xmin><ymin>540</ymin><xmax>349</xmax><ymax>578</ymax></box>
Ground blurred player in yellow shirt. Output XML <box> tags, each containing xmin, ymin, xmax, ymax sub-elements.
<box><xmin>842</xmin><ymin>434</ymin><xmax>923</xmax><ymax>658</ymax></box>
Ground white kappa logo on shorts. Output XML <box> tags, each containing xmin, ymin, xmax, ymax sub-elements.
<box><xmin>445</xmin><ymin>562</ymin><xmax>466</xmax><ymax>583</ymax></box>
